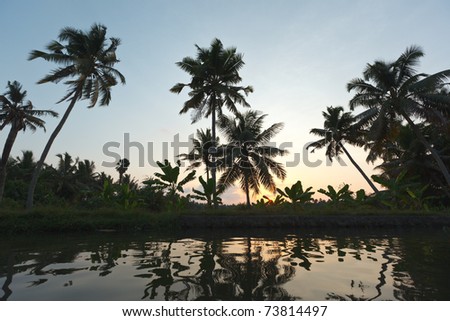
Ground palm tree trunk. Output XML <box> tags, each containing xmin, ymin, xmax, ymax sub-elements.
<box><xmin>0</xmin><ymin>126</ymin><xmax>19</xmax><ymax>202</ymax></box>
<box><xmin>244</xmin><ymin>176</ymin><xmax>251</xmax><ymax>207</ymax></box>
<box><xmin>211</xmin><ymin>102</ymin><xmax>218</xmax><ymax>209</ymax></box>
<box><xmin>339</xmin><ymin>142</ymin><xmax>379</xmax><ymax>194</ymax></box>
<box><xmin>26</xmin><ymin>89</ymin><xmax>81</xmax><ymax>209</ymax></box>
<box><xmin>401</xmin><ymin>111</ymin><xmax>450</xmax><ymax>186</ymax></box>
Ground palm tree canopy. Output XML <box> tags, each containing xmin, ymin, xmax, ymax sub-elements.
<box><xmin>0</xmin><ymin>81</ymin><xmax>58</xmax><ymax>132</ymax></box>
<box><xmin>308</xmin><ymin>106</ymin><xmax>363</xmax><ymax>160</ymax></box>
<box><xmin>177</xmin><ymin>128</ymin><xmax>219</xmax><ymax>171</ymax></box>
<box><xmin>308</xmin><ymin>106</ymin><xmax>380</xmax><ymax>194</ymax></box>
<box><xmin>116</xmin><ymin>158</ymin><xmax>130</xmax><ymax>176</ymax></box>
<box><xmin>217</xmin><ymin>110</ymin><xmax>287</xmax><ymax>196</ymax></box>
<box><xmin>347</xmin><ymin>45</ymin><xmax>450</xmax><ymax>146</ymax></box>
<box><xmin>28</xmin><ymin>23</ymin><xmax>126</xmax><ymax>107</ymax></box>
<box><xmin>170</xmin><ymin>38</ymin><xmax>253</xmax><ymax>123</ymax></box>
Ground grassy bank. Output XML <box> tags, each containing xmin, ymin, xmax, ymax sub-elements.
<box><xmin>1</xmin><ymin>206</ymin><xmax>450</xmax><ymax>234</ymax></box>
<box><xmin>0</xmin><ymin>207</ymin><xmax>179</xmax><ymax>234</ymax></box>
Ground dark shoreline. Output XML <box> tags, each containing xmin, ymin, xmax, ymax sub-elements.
<box><xmin>180</xmin><ymin>214</ymin><xmax>450</xmax><ymax>229</ymax></box>
<box><xmin>1</xmin><ymin>208</ymin><xmax>449</xmax><ymax>234</ymax></box>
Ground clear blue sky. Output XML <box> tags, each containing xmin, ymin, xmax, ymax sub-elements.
<box><xmin>1</xmin><ymin>0</ymin><xmax>450</xmax><ymax>204</ymax></box>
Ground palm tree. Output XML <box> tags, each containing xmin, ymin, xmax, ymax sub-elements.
<box><xmin>375</xmin><ymin>124</ymin><xmax>443</xmax><ymax>184</ymax></box>
<box><xmin>115</xmin><ymin>158</ymin><xmax>130</xmax><ymax>184</ymax></box>
<box><xmin>52</xmin><ymin>152</ymin><xmax>79</xmax><ymax>200</ymax></box>
<box><xmin>347</xmin><ymin>45</ymin><xmax>450</xmax><ymax>186</ymax></box>
<box><xmin>76</xmin><ymin>159</ymin><xmax>98</xmax><ymax>184</ymax></box>
<box><xmin>14</xmin><ymin>150</ymin><xmax>36</xmax><ymax>181</ymax></box>
<box><xmin>0</xmin><ymin>81</ymin><xmax>58</xmax><ymax>202</ymax></box>
<box><xmin>217</xmin><ymin>110</ymin><xmax>287</xmax><ymax>207</ymax></box>
<box><xmin>170</xmin><ymin>38</ymin><xmax>253</xmax><ymax>207</ymax></box>
<box><xmin>75</xmin><ymin>159</ymin><xmax>99</xmax><ymax>199</ymax></box>
<box><xmin>177</xmin><ymin>128</ymin><xmax>219</xmax><ymax>181</ymax></box>
<box><xmin>26</xmin><ymin>23</ymin><xmax>125</xmax><ymax>209</ymax></box>
<box><xmin>308</xmin><ymin>106</ymin><xmax>379</xmax><ymax>194</ymax></box>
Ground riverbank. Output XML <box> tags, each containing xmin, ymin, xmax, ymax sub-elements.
<box><xmin>1</xmin><ymin>207</ymin><xmax>449</xmax><ymax>234</ymax></box>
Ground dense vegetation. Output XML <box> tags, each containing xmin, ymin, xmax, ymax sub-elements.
<box><xmin>1</xmin><ymin>25</ymin><xmax>449</xmax><ymax>220</ymax></box>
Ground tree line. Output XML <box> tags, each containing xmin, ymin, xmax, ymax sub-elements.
<box><xmin>1</xmin><ymin>24</ymin><xmax>449</xmax><ymax>210</ymax></box>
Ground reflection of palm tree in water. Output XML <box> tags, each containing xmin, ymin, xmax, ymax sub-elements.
<box><xmin>326</xmin><ymin>239</ymin><xmax>397</xmax><ymax>301</ymax></box>
<box><xmin>195</xmin><ymin>240</ymin><xmax>217</xmax><ymax>299</ymax></box>
<box><xmin>252</xmin><ymin>258</ymin><xmax>296</xmax><ymax>300</ymax></box>
<box><xmin>212</xmin><ymin>237</ymin><xmax>296</xmax><ymax>300</ymax></box>
<box><xmin>141</xmin><ymin>242</ymin><xmax>174</xmax><ymax>300</ymax></box>
<box><xmin>368</xmin><ymin>241</ymin><xmax>395</xmax><ymax>301</ymax></box>
<box><xmin>140</xmin><ymin>240</ymin><xmax>218</xmax><ymax>301</ymax></box>
<box><xmin>137</xmin><ymin>237</ymin><xmax>297</xmax><ymax>300</ymax></box>
<box><xmin>1</xmin><ymin>245</ymin><xmax>82</xmax><ymax>300</ymax></box>
<box><xmin>91</xmin><ymin>243</ymin><xmax>123</xmax><ymax>277</ymax></box>
<box><xmin>0</xmin><ymin>252</ymin><xmax>14</xmax><ymax>300</ymax></box>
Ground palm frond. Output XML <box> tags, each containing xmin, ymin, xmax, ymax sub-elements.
<box><xmin>256</xmin><ymin>122</ymin><xmax>284</xmax><ymax>144</ymax></box>
<box><xmin>409</xmin><ymin>69</ymin><xmax>450</xmax><ymax>93</ymax></box>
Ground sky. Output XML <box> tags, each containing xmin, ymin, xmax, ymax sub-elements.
<box><xmin>1</xmin><ymin>0</ymin><xmax>450</xmax><ymax>204</ymax></box>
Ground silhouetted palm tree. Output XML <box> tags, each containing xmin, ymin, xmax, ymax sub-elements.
<box><xmin>52</xmin><ymin>152</ymin><xmax>78</xmax><ymax>200</ymax></box>
<box><xmin>115</xmin><ymin>158</ymin><xmax>130</xmax><ymax>184</ymax></box>
<box><xmin>308</xmin><ymin>106</ymin><xmax>379</xmax><ymax>194</ymax></box>
<box><xmin>13</xmin><ymin>150</ymin><xmax>36</xmax><ymax>181</ymax></box>
<box><xmin>0</xmin><ymin>81</ymin><xmax>57</xmax><ymax>202</ymax></box>
<box><xmin>177</xmin><ymin>128</ymin><xmax>219</xmax><ymax>181</ymax></box>
<box><xmin>26</xmin><ymin>23</ymin><xmax>125</xmax><ymax>209</ymax></box>
<box><xmin>218</xmin><ymin>110</ymin><xmax>287</xmax><ymax>207</ymax></box>
<box><xmin>76</xmin><ymin>159</ymin><xmax>98</xmax><ymax>184</ymax></box>
<box><xmin>171</xmin><ymin>38</ymin><xmax>253</xmax><ymax>207</ymax></box>
<box><xmin>347</xmin><ymin>45</ymin><xmax>450</xmax><ymax>186</ymax></box>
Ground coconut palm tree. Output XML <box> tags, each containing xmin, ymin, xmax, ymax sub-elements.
<box><xmin>217</xmin><ymin>110</ymin><xmax>287</xmax><ymax>207</ymax></box>
<box><xmin>115</xmin><ymin>158</ymin><xmax>130</xmax><ymax>184</ymax></box>
<box><xmin>177</xmin><ymin>128</ymin><xmax>219</xmax><ymax>181</ymax></box>
<box><xmin>26</xmin><ymin>23</ymin><xmax>125</xmax><ymax>209</ymax></box>
<box><xmin>52</xmin><ymin>152</ymin><xmax>79</xmax><ymax>200</ymax></box>
<box><xmin>374</xmin><ymin>123</ymin><xmax>449</xmax><ymax>196</ymax></box>
<box><xmin>170</xmin><ymin>38</ymin><xmax>253</xmax><ymax>207</ymax></box>
<box><xmin>76</xmin><ymin>159</ymin><xmax>98</xmax><ymax>184</ymax></box>
<box><xmin>308</xmin><ymin>106</ymin><xmax>379</xmax><ymax>194</ymax></box>
<box><xmin>13</xmin><ymin>150</ymin><xmax>36</xmax><ymax>181</ymax></box>
<box><xmin>347</xmin><ymin>45</ymin><xmax>450</xmax><ymax>186</ymax></box>
<box><xmin>0</xmin><ymin>81</ymin><xmax>58</xmax><ymax>202</ymax></box>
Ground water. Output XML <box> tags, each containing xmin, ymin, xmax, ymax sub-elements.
<box><xmin>1</xmin><ymin>228</ymin><xmax>449</xmax><ymax>300</ymax></box>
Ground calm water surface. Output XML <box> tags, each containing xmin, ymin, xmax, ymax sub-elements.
<box><xmin>1</xmin><ymin>228</ymin><xmax>449</xmax><ymax>300</ymax></box>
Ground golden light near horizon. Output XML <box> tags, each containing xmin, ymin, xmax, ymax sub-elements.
<box><xmin>210</xmin><ymin>144</ymin><xmax>383</xmax><ymax>205</ymax></box>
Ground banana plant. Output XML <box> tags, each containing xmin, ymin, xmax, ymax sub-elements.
<box><xmin>143</xmin><ymin>159</ymin><xmax>196</xmax><ymax>209</ymax></box>
<box><xmin>276</xmin><ymin>180</ymin><xmax>315</xmax><ymax>204</ymax></box>
<box><xmin>101</xmin><ymin>179</ymin><xmax>115</xmax><ymax>202</ymax></box>
<box><xmin>253</xmin><ymin>197</ymin><xmax>268</xmax><ymax>207</ymax></box>
<box><xmin>117</xmin><ymin>183</ymin><xmax>138</xmax><ymax>209</ymax></box>
<box><xmin>318</xmin><ymin>184</ymin><xmax>353</xmax><ymax>203</ymax></box>
<box><xmin>372</xmin><ymin>171</ymin><xmax>433</xmax><ymax>210</ymax></box>
<box><xmin>264</xmin><ymin>194</ymin><xmax>286</xmax><ymax>205</ymax></box>
<box><xmin>354</xmin><ymin>189</ymin><xmax>367</xmax><ymax>202</ymax></box>
<box><xmin>191</xmin><ymin>176</ymin><xmax>222</xmax><ymax>207</ymax></box>
<box><xmin>253</xmin><ymin>195</ymin><xmax>286</xmax><ymax>207</ymax></box>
